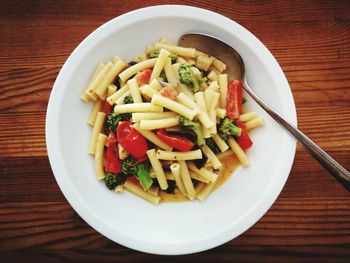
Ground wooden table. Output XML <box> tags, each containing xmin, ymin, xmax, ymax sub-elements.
<box><xmin>1</xmin><ymin>0</ymin><xmax>349</xmax><ymax>261</ymax></box>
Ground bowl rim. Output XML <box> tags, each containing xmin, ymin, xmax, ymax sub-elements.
<box><xmin>46</xmin><ymin>4</ymin><xmax>297</xmax><ymax>255</ymax></box>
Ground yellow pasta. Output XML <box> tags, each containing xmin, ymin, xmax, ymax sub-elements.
<box><xmin>179</xmin><ymin>161</ymin><xmax>196</xmax><ymax>199</ymax></box>
<box><xmin>189</xmin><ymin>171</ymin><xmax>210</xmax><ymax>183</ymax></box>
<box><xmin>115</xmin><ymin>90</ymin><xmax>131</xmax><ymax>105</ymax></box>
<box><xmin>119</xmin><ymin>58</ymin><xmax>157</xmax><ymax>82</ymax></box>
<box><xmin>155</xmin><ymin>43</ymin><xmax>196</xmax><ymax>57</ymax></box>
<box><xmin>196</xmin><ymin>182</ymin><xmax>216</xmax><ymax>201</ymax></box>
<box><xmin>245</xmin><ymin>117</ymin><xmax>264</xmax><ymax>130</ymax></box>
<box><xmin>131</xmin><ymin>112</ymin><xmax>177</xmax><ymax>122</ymax></box>
<box><xmin>204</xmin><ymin>90</ymin><xmax>220</xmax><ymax>134</ymax></box>
<box><xmin>212</xmin><ymin>58</ymin><xmax>227</xmax><ymax>72</ymax></box>
<box><xmin>151</xmin><ymin>93</ymin><xmax>198</xmax><ymax>120</ymax></box>
<box><xmin>85</xmin><ymin>61</ymin><xmax>113</xmax><ymax>100</ymax></box>
<box><xmin>218</xmin><ymin>74</ymin><xmax>228</xmax><ymax>108</ymax></box>
<box><xmin>212</xmin><ymin>134</ymin><xmax>229</xmax><ymax>152</ymax></box>
<box><xmin>124</xmin><ymin>180</ymin><xmax>160</xmax><ymax>205</ymax></box>
<box><xmin>140</xmin><ymin>84</ymin><xmax>159</xmax><ymax>98</ymax></box>
<box><xmin>88</xmin><ymin>112</ymin><xmax>106</xmax><ymax>155</ymax></box>
<box><xmin>150</xmin><ymin>49</ymin><xmax>170</xmax><ymax>81</ymax></box>
<box><xmin>95</xmin><ymin>59</ymin><xmax>127</xmax><ymax>98</ymax></box>
<box><xmin>147</xmin><ymin>149</ymin><xmax>168</xmax><ymax>190</ymax></box>
<box><xmin>140</xmin><ymin>116</ymin><xmax>180</xmax><ymax>130</ymax></box>
<box><xmin>201</xmin><ymin>145</ymin><xmax>222</xmax><ymax>169</ymax></box>
<box><xmin>187</xmin><ymin>162</ymin><xmax>218</xmax><ymax>183</ymax></box>
<box><xmin>106</xmin><ymin>84</ymin><xmax>129</xmax><ymax>105</ymax></box>
<box><xmin>95</xmin><ymin>133</ymin><xmax>107</xmax><ymax>180</ymax></box>
<box><xmin>196</xmin><ymin>55</ymin><xmax>214</xmax><ymax>71</ymax></box>
<box><xmin>156</xmin><ymin>149</ymin><xmax>202</xmax><ymax>161</ymax></box>
<box><xmin>170</xmin><ymin>163</ymin><xmax>186</xmax><ymax>195</ymax></box>
<box><xmin>177</xmin><ymin>93</ymin><xmax>214</xmax><ymax>129</ymax></box>
<box><xmin>127</xmin><ymin>79</ymin><xmax>143</xmax><ymax>103</ymax></box>
<box><xmin>238</xmin><ymin>112</ymin><xmax>258</xmax><ymax>122</ymax></box>
<box><xmin>207</xmin><ymin>70</ymin><xmax>218</xmax><ymax>81</ymax></box>
<box><xmin>206</xmin><ymin>81</ymin><xmax>219</xmax><ymax>92</ymax></box>
<box><xmin>87</xmin><ymin>99</ymin><xmax>103</xmax><ymax>126</ymax></box>
<box><xmin>114</xmin><ymin>103</ymin><xmax>163</xmax><ymax>114</ymax></box>
<box><xmin>164</xmin><ymin>57</ymin><xmax>178</xmax><ymax>87</ymax></box>
<box><xmin>227</xmin><ymin>137</ymin><xmax>249</xmax><ymax>166</ymax></box>
<box><xmin>160</xmin><ymin>37</ymin><xmax>175</xmax><ymax>45</ymax></box>
<box><xmin>81</xmin><ymin>63</ymin><xmax>105</xmax><ymax>102</ymax></box>
<box><xmin>216</xmin><ymin>108</ymin><xmax>227</xmax><ymax>119</ymax></box>
<box><xmin>107</xmin><ymin>84</ymin><xmax>117</xmax><ymax>97</ymax></box>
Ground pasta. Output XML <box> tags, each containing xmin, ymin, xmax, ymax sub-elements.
<box><xmin>147</xmin><ymin>149</ymin><xmax>168</xmax><ymax>190</ymax></box>
<box><xmin>95</xmin><ymin>133</ymin><xmax>107</xmax><ymax>180</ymax></box>
<box><xmin>81</xmin><ymin>37</ymin><xmax>264</xmax><ymax>204</ymax></box>
<box><xmin>81</xmin><ymin>63</ymin><xmax>105</xmax><ymax>102</ymax></box>
<box><xmin>88</xmin><ymin>112</ymin><xmax>105</xmax><ymax>155</ymax></box>
<box><xmin>127</xmin><ymin>79</ymin><xmax>143</xmax><ymax>103</ymax></box>
<box><xmin>156</xmin><ymin>149</ymin><xmax>202</xmax><ymax>161</ymax></box>
<box><xmin>132</xmin><ymin>112</ymin><xmax>177</xmax><ymax>122</ymax></box>
<box><xmin>87</xmin><ymin>99</ymin><xmax>103</xmax><ymax>126</ymax></box>
<box><xmin>140</xmin><ymin>116</ymin><xmax>180</xmax><ymax>130</ymax></box>
<box><xmin>95</xmin><ymin>59</ymin><xmax>127</xmax><ymax>98</ymax></box>
<box><xmin>114</xmin><ymin>103</ymin><xmax>163</xmax><ymax>114</ymax></box>
<box><xmin>151</xmin><ymin>93</ymin><xmax>198</xmax><ymax>120</ymax></box>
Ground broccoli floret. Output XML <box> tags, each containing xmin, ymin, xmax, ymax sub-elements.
<box><xmin>106</xmin><ymin>112</ymin><xmax>131</xmax><ymax>133</ymax></box>
<box><xmin>149</xmin><ymin>48</ymin><xmax>178</xmax><ymax>63</ymax></box>
<box><xmin>121</xmin><ymin>156</ymin><xmax>153</xmax><ymax>190</ymax></box>
<box><xmin>218</xmin><ymin>117</ymin><xmax>242</xmax><ymax>141</ymax></box>
<box><xmin>104</xmin><ymin>173</ymin><xmax>126</xmax><ymax>190</ymax></box>
<box><xmin>123</xmin><ymin>95</ymin><xmax>134</xmax><ymax>104</ymax></box>
<box><xmin>178</xmin><ymin>64</ymin><xmax>200</xmax><ymax>92</ymax></box>
<box><xmin>179</xmin><ymin>116</ymin><xmax>205</xmax><ymax>146</ymax></box>
<box><xmin>205</xmin><ymin>138</ymin><xmax>220</xmax><ymax>154</ymax></box>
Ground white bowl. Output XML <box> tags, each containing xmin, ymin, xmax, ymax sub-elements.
<box><xmin>46</xmin><ymin>5</ymin><xmax>297</xmax><ymax>255</ymax></box>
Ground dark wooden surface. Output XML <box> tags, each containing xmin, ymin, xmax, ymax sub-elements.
<box><xmin>1</xmin><ymin>0</ymin><xmax>350</xmax><ymax>262</ymax></box>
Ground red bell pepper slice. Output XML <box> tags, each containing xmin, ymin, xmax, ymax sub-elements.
<box><xmin>105</xmin><ymin>132</ymin><xmax>121</xmax><ymax>174</ymax></box>
<box><xmin>226</xmin><ymin>80</ymin><xmax>243</xmax><ymax>120</ymax></box>
<box><xmin>117</xmin><ymin>121</ymin><xmax>148</xmax><ymax>158</ymax></box>
<box><xmin>156</xmin><ymin>129</ymin><xmax>194</xmax><ymax>152</ymax></box>
<box><xmin>104</xmin><ymin>101</ymin><xmax>112</xmax><ymax>116</ymax></box>
<box><xmin>235</xmin><ymin>121</ymin><xmax>253</xmax><ymax>151</ymax></box>
<box><xmin>137</xmin><ymin>69</ymin><xmax>152</xmax><ymax>86</ymax></box>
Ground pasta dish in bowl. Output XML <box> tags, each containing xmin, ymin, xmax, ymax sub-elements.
<box><xmin>46</xmin><ymin>5</ymin><xmax>296</xmax><ymax>255</ymax></box>
<box><xmin>82</xmin><ymin>38</ymin><xmax>264</xmax><ymax>204</ymax></box>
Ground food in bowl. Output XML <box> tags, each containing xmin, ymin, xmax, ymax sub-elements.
<box><xmin>80</xmin><ymin>37</ymin><xmax>264</xmax><ymax>204</ymax></box>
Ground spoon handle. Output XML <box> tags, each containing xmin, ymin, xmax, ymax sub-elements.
<box><xmin>243</xmin><ymin>82</ymin><xmax>350</xmax><ymax>192</ymax></box>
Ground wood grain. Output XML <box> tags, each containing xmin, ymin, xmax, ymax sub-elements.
<box><xmin>0</xmin><ymin>0</ymin><xmax>350</xmax><ymax>261</ymax></box>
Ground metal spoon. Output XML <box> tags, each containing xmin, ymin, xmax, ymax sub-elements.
<box><xmin>179</xmin><ymin>33</ymin><xmax>350</xmax><ymax>191</ymax></box>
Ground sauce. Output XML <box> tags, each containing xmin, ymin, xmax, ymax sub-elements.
<box><xmin>160</xmin><ymin>153</ymin><xmax>240</xmax><ymax>203</ymax></box>
<box><xmin>214</xmin><ymin>153</ymin><xmax>240</xmax><ymax>191</ymax></box>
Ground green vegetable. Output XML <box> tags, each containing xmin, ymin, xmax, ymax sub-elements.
<box><xmin>121</xmin><ymin>156</ymin><xmax>153</xmax><ymax>190</ymax></box>
<box><xmin>179</xmin><ymin>116</ymin><xmax>205</xmax><ymax>146</ymax></box>
<box><xmin>205</xmin><ymin>138</ymin><xmax>220</xmax><ymax>154</ymax></box>
<box><xmin>242</xmin><ymin>97</ymin><xmax>248</xmax><ymax>104</ymax></box>
<box><xmin>149</xmin><ymin>48</ymin><xmax>178</xmax><ymax>63</ymax></box>
<box><xmin>123</xmin><ymin>95</ymin><xmax>134</xmax><ymax>104</ymax></box>
<box><xmin>218</xmin><ymin>117</ymin><xmax>242</xmax><ymax>141</ymax></box>
<box><xmin>178</xmin><ymin>63</ymin><xmax>200</xmax><ymax>92</ymax></box>
<box><xmin>104</xmin><ymin>173</ymin><xmax>126</xmax><ymax>190</ymax></box>
<box><xmin>106</xmin><ymin>111</ymin><xmax>131</xmax><ymax>133</ymax></box>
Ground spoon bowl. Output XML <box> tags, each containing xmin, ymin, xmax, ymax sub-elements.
<box><xmin>180</xmin><ymin>33</ymin><xmax>350</xmax><ymax>191</ymax></box>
